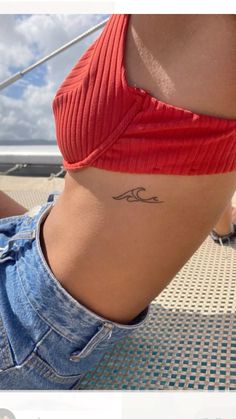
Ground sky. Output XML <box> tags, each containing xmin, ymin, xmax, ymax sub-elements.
<box><xmin>0</xmin><ymin>14</ymin><xmax>110</xmax><ymax>144</ymax></box>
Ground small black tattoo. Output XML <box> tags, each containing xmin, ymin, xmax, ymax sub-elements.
<box><xmin>112</xmin><ymin>187</ymin><xmax>164</xmax><ymax>204</ymax></box>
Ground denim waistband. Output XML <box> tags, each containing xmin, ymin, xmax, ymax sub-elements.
<box><xmin>2</xmin><ymin>196</ymin><xmax>151</xmax><ymax>346</ymax></box>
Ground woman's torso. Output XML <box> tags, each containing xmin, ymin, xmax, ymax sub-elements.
<box><xmin>41</xmin><ymin>15</ymin><xmax>236</xmax><ymax>323</ymax></box>
<box><xmin>124</xmin><ymin>14</ymin><xmax>236</xmax><ymax>119</ymax></box>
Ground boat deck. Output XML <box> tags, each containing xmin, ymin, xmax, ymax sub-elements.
<box><xmin>1</xmin><ymin>174</ymin><xmax>236</xmax><ymax>390</ymax></box>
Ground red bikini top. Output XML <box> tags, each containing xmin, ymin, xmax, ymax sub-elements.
<box><xmin>52</xmin><ymin>14</ymin><xmax>236</xmax><ymax>175</ymax></box>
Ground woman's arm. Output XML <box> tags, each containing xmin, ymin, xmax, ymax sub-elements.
<box><xmin>0</xmin><ymin>191</ymin><xmax>28</xmax><ymax>218</ymax></box>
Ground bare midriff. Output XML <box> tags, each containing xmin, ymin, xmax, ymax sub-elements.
<box><xmin>40</xmin><ymin>15</ymin><xmax>236</xmax><ymax>324</ymax></box>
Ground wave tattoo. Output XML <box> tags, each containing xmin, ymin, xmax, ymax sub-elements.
<box><xmin>112</xmin><ymin>187</ymin><xmax>164</xmax><ymax>204</ymax></box>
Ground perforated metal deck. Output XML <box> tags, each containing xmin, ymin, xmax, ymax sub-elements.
<box><xmin>77</xmin><ymin>238</ymin><xmax>236</xmax><ymax>390</ymax></box>
<box><xmin>2</xmin><ymin>177</ymin><xmax>236</xmax><ymax>390</ymax></box>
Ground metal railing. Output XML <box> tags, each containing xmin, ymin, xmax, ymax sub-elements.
<box><xmin>0</xmin><ymin>17</ymin><xmax>109</xmax><ymax>91</ymax></box>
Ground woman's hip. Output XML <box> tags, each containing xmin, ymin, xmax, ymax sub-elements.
<box><xmin>0</xmin><ymin>194</ymin><xmax>150</xmax><ymax>389</ymax></box>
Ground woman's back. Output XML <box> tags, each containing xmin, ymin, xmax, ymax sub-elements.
<box><xmin>41</xmin><ymin>14</ymin><xmax>236</xmax><ymax>324</ymax></box>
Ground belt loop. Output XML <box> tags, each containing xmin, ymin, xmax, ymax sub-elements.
<box><xmin>70</xmin><ymin>323</ymin><xmax>114</xmax><ymax>362</ymax></box>
<box><xmin>9</xmin><ymin>229</ymin><xmax>36</xmax><ymax>242</ymax></box>
<box><xmin>47</xmin><ymin>190</ymin><xmax>61</xmax><ymax>203</ymax></box>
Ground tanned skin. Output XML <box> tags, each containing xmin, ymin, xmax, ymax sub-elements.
<box><xmin>2</xmin><ymin>15</ymin><xmax>236</xmax><ymax>324</ymax></box>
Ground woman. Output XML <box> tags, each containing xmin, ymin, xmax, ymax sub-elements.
<box><xmin>0</xmin><ymin>14</ymin><xmax>236</xmax><ymax>389</ymax></box>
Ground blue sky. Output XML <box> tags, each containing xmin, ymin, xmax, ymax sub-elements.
<box><xmin>0</xmin><ymin>14</ymin><xmax>110</xmax><ymax>142</ymax></box>
<box><xmin>5</xmin><ymin>64</ymin><xmax>48</xmax><ymax>99</ymax></box>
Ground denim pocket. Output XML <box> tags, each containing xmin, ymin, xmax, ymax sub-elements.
<box><xmin>31</xmin><ymin>322</ymin><xmax>114</xmax><ymax>374</ymax></box>
<box><xmin>7</xmin><ymin>322</ymin><xmax>116</xmax><ymax>390</ymax></box>
<box><xmin>25</xmin><ymin>335</ymin><xmax>84</xmax><ymax>389</ymax></box>
<box><xmin>0</xmin><ymin>328</ymin><xmax>84</xmax><ymax>390</ymax></box>
<box><xmin>0</xmin><ymin>313</ymin><xmax>14</xmax><ymax>372</ymax></box>
<box><xmin>0</xmin><ymin>355</ymin><xmax>83</xmax><ymax>390</ymax></box>
<box><xmin>0</xmin><ymin>241</ymin><xmax>15</xmax><ymax>373</ymax></box>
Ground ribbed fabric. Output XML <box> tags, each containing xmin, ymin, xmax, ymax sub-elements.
<box><xmin>52</xmin><ymin>14</ymin><xmax>236</xmax><ymax>175</ymax></box>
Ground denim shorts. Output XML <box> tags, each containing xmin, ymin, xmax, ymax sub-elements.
<box><xmin>0</xmin><ymin>191</ymin><xmax>150</xmax><ymax>390</ymax></box>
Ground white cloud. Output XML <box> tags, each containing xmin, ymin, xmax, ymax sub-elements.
<box><xmin>0</xmin><ymin>14</ymin><xmax>109</xmax><ymax>143</ymax></box>
<box><xmin>0</xmin><ymin>15</ymin><xmax>35</xmax><ymax>79</ymax></box>
<box><xmin>0</xmin><ymin>84</ymin><xmax>54</xmax><ymax>141</ymax></box>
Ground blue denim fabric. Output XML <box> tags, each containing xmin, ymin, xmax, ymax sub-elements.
<box><xmin>0</xmin><ymin>191</ymin><xmax>150</xmax><ymax>389</ymax></box>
